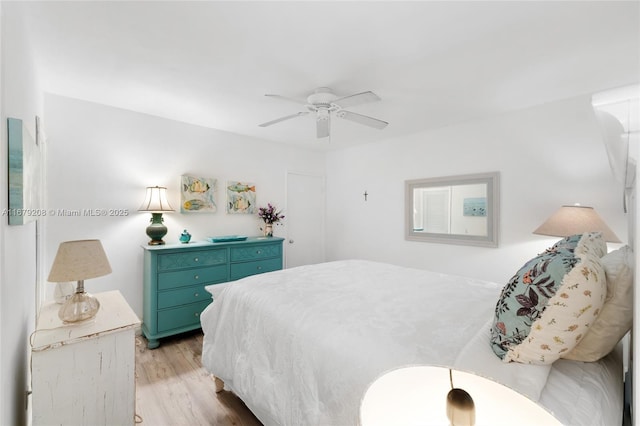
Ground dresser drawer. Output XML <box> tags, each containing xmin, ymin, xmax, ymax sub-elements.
<box><xmin>158</xmin><ymin>285</ymin><xmax>212</xmax><ymax>309</ymax></box>
<box><xmin>230</xmin><ymin>243</ymin><xmax>282</xmax><ymax>262</ymax></box>
<box><xmin>158</xmin><ymin>265</ymin><xmax>227</xmax><ymax>290</ymax></box>
<box><xmin>157</xmin><ymin>249</ymin><xmax>227</xmax><ymax>271</ymax></box>
<box><xmin>157</xmin><ymin>300</ymin><xmax>211</xmax><ymax>333</ymax></box>
<box><xmin>230</xmin><ymin>257</ymin><xmax>282</xmax><ymax>281</ymax></box>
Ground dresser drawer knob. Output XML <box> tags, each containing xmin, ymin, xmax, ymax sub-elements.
<box><xmin>257</xmin><ymin>266</ymin><xmax>262</xmax><ymax>270</ymax></box>
<box><xmin>194</xmin><ymin>312</ymin><xmax>200</xmax><ymax>317</ymax></box>
<box><xmin>194</xmin><ymin>257</ymin><xmax>199</xmax><ymax>262</ymax></box>
<box><xmin>194</xmin><ymin>293</ymin><xmax>199</xmax><ymax>297</ymax></box>
<box><xmin>194</xmin><ymin>275</ymin><xmax>200</xmax><ymax>280</ymax></box>
<box><xmin>256</xmin><ymin>250</ymin><xmax>262</xmax><ymax>254</ymax></box>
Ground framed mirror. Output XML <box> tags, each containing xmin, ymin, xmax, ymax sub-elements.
<box><xmin>405</xmin><ymin>172</ymin><xmax>500</xmax><ymax>247</ymax></box>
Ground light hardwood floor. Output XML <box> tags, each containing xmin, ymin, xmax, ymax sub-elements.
<box><xmin>135</xmin><ymin>330</ymin><xmax>262</xmax><ymax>426</ymax></box>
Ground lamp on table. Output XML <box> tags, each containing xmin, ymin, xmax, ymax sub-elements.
<box><xmin>138</xmin><ymin>186</ymin><xmax>174</xmax><ymax>245</ymax></box>
<box><xmin>47</xmin><ymin>239</ymin><xmax>112</xmax><ymax>323</ymax></box>
<box><xmin>533</xmin><ymin>204</ymin><xmax>621</xmax><ymax>243</ymax></box>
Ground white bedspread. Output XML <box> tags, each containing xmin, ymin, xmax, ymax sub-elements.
<box><xmin>200</xmin><ymin>260</ymin><xmax>622</xmax><ymax>426</ymax></box>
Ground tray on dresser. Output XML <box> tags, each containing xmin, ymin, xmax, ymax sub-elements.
<box><xmin>207</xmin><ymin>235</ymin><xmax>248</xmax><ymax>243</ymax></box>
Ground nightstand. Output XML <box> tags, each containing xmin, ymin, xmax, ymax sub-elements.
<box><xmin>31</xmin><ymin>290</ymin><xmax>140</xmax><ymax>426</ymax></box>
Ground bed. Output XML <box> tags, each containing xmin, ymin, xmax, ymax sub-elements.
<box><xmin>201</xmin><ymin>234</ymin><xmax>631</xmax><ymax>425</ymax></box>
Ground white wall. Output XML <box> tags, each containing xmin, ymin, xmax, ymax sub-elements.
<box><xmin>325</xmin><ymin>95</ymin><xmax>627</xmax><ymax>284</ymax></box>
<box><xmin>1</xmin><ymin>3</ymin><xmax>43</xmax><ymax>424</ymax></box>
<box><xmin>632</xmin><ymin>130</ymin><xmax>639</xmax><ymax>426</ymax></box>
<box><xmin>43</xmin><ymin>94</ymin><xmax>326</xmax><ymax>317</ymax></box>
<box><xmin>46</xmin><ymin>94</ymin><xmax>627</xmax><ymax>300</ymax></box>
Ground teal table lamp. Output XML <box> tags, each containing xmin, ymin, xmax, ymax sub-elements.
<box><xmin>139</xmin><ymin>186</ymin><xmax>174</xmax><ymax>245</ymax></box>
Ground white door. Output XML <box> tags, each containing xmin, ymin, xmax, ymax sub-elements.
<box><xmin>285</xmin><ymin>172</ymin><xmax>325</xmax><ymax>268</ymax></box>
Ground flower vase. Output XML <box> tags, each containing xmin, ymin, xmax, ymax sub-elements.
<box><xmin>263</xmin><ymin>223</ymin><xmax>273</xmax><ymax>237</ymax></box>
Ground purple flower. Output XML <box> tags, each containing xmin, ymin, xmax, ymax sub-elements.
<box><xmin>258</xmin><ymin>203</ymin><xmax>285</xmax><ymax>224</ymax></box>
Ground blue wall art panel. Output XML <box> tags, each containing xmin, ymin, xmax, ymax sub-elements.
<box><xmin>463</xmin><ymin>197</ymin><xmax>487</xmax><ymax>217</ymax></box>
<box><xmin>7</xmin><ymin>117</ymin><xmax>40</xmax><ymax>225</ymax></box>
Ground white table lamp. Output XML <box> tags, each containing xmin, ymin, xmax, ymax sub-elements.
<box><xmin>533</xmin><ymin>204</ymin><xmax>620</xmax><ymax>243</ymax></box>
<box><xmin>47</xmin><ymin>239</ymin><xmax>112</xmax><ymax>322</ymax></box>
<box><xmin>360</xmin><ymin>365</ymin><xmax>561</xmax><ymax>426</ymax></box>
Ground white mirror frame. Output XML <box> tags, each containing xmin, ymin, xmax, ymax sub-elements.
<box><xmin>405</xmin><ymin>172</ymin><xmax>500</xmax><ymax>247</ymax></box>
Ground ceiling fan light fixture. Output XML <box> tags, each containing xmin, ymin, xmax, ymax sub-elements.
<box><xmin>260</xmin><ymin>87</ymin><xmax>388</xmax><ymax>138</ymax></box>
<box><xmin>317</xmin><ymin>108</ymin><xmax>330</xmax><ymax>120</ymax></box>
<box><xmin>307</xmin><ymin>87</ymin><xmax>337</xmax><ymax>105</ymax></box>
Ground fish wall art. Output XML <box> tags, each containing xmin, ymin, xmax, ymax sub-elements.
<box><xmin>181</xmin><ymin>175</ymin><xmax>217</xmax><ymax>213</ymax></box>
<box><xmin>226</xmin><ymin>181</ymin><xmax>256</xmax><ymax>214</ymax></box>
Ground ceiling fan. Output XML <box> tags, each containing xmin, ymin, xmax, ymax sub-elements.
<box><xmin>259</xmin><ymin>87</ymin><xmax>389</xmax><ymax>138</ymax></box>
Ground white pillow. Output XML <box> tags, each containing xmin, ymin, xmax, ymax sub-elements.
<box><xmin>563</xmin><ymin>246</ymin><xmax>634</xmax><ymax>362</ymax></box>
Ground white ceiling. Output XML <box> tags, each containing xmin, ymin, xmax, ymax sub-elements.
<box><xmin>13</xmin><ymin>1</ymin><xmax>640</xmax><ymax>150</ymax></box>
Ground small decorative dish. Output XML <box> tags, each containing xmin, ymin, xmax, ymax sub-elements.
<box><xmin>207</xmin><ymin>235</ymin><xmax>248</xmax><ymax>243</ymax></box>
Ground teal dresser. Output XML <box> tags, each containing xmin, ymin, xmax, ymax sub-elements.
<box><xmin>142</xmin><ymin>237</ymin><xmax>284</xmax><ymax>348</ymax></box>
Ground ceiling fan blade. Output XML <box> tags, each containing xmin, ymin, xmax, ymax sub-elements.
<box><xmin>337</xmin><ymin>110</ymin><xmax>388</xmax><ymax>129</ymax></box>
<box><xmin>259</xmin><ymin>111</ymin><xmax>309</xmax><ymax>127</ymax></box>
<box><xmin>332</xmin><ymin>91</ymin><xmax>381</xmax><ymax>109</ymax></box>
<box><xmin>265</xmin><ymin>94</ymin><xmax>307</xmax><ymax>105</ymax></box>
<box><xmin>317</xmin><ymin>116</ymin><xmax>330</xmax><ymax>138</ymax></box>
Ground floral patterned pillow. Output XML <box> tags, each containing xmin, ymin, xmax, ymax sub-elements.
<box><xmin>545</xmin><ymin>234</ymin><xmax>580</xmax><ymax>254</ymax></box>
<box><xmin>490</xmin><ymin>233</ymin><xmax>607</xmax><ymax>364</ymax></box>
<box><xmin>546</xmin><ymin>233</ymin><xmax>607</xmax><ymax>258</ymax></box>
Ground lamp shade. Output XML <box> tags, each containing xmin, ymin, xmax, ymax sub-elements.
<box><xmin>138</xmin><ymin>186</ymin><xmax>174</xmax><ymax>212</ymax></box>
<box><xmin>48</xmin><ymin>240</ymin><xmax>112</xmax><ymax>282</ymax></box>
<box><xmin>533</xmin><ymin>205</ymin><xmax>620</xmax><ymax>243</ymax></box>
<box><xmin>360</xmin><ymin>366</ymin><xmax>561</xmax><ymax>426</ymax></box>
